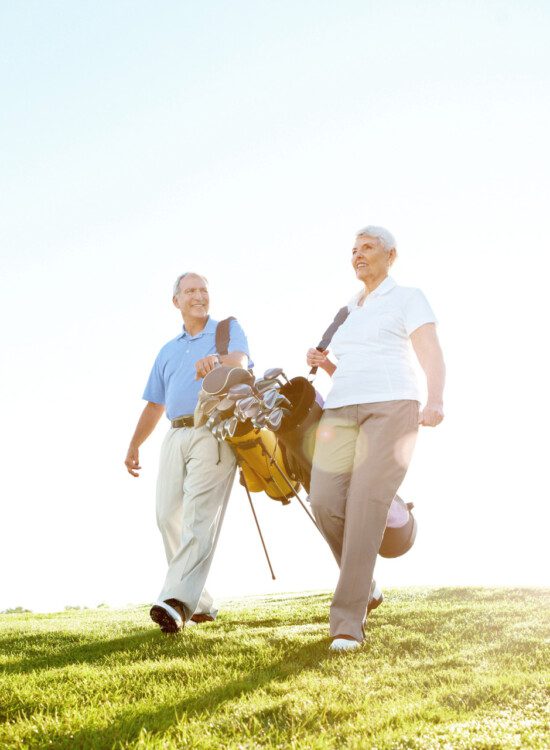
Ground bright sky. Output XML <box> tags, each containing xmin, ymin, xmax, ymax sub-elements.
<box><xmin>1</xmin><ymin>1</ymin><xmax>549</xmax><ymax>612</ymax></box>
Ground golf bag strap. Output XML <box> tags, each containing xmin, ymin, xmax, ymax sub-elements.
<box><xmin>309</xmin><ymin>306</ymin><xmax>350</xmax><ymax>376</ymax></box>
<box><xmin>215</xmin><ymin>317</ymin><xmax>236</xmax><ymax>356</ymax></box>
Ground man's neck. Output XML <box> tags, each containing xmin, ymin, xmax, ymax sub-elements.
<box><xmin>183</xmin><ymin>316</ymin><xmax>209</xmax><ymax>337</ymax></box>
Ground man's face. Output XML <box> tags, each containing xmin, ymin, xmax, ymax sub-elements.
<box><xmin>173</xmin><ymin>274</ymin><xmax>210</xmax><ymax>322</ymax></box>
<box><xmin>351</xmin><ymin>234</ymin><xmax>393</xmax><ymax>282</ymax></box>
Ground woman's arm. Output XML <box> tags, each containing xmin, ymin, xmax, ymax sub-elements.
<box><xmin>306</xmin><ymin>348</ymin><xmax>337</xmax><ymax>377</ymax></box>
<box><xmin>410</xmin><ymin>323</ymin><xmax>445</xmax><ymax>427</ymax></box>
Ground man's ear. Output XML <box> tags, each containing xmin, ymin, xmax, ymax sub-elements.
<box><xmin>172</xmin><ymin>295</ymin><xmax>180</xmax><ymax>309</ymax></box>
<box><xmin>388</xmin><ymin>248</ymin><xmax>397</xmax><ymax>266</ymax></box>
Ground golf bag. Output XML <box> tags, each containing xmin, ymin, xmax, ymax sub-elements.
<box><xmin>226</xmin><ymin>422</ymin><xmax>300</xmax><ymax>503</ymax></box>
<box><xmin>198</xmin><ymin>364</ymin><xmax>299</xmax><ymax>503</ymax></box>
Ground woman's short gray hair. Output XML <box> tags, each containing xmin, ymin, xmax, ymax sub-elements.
<box><xmin>356</xmin><ymin>225</ymin><xmax>396</xmax><ymax>251</ymax></box>
<box><xmin>173</xmin><ymin>272</ymin><xmax>209</xmax><ymax>297</ymax></box>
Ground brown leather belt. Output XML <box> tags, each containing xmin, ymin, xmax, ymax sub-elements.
<box><xmin>171</xmin><ymin>415</ymin><xmax>195</xmax><ymax>429</ymax></box>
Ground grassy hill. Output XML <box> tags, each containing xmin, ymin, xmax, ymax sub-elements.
<box><xmin>1</xmin><ymin>588</ymin><xmax>548</xmax><ymax>749</ymax></box>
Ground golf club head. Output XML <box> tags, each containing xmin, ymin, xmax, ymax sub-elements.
<box><xmin>252</xmin><ymin>411</ymin><xmax>268</xmax><ymax>429</ymax></box>
<box><xmin>254</xmin><ymin>378</ymin><xmax>278</xmax><ymax>393</ymax></box>
<box><xmin>266</xmin><ymin>408</ymin><xmax>284</xmax><ymax>430</ymax></box>
<box><xmin>235</xmin><ymin>395</ymin><xmax>257</xmax><ymax>411</ymax></box>
<box><xmin>203</xmin><ymin>397</ymin><xmax>221</xmax><ymax>415</ymax></box>
<box><xmin>205</xmin><ymin>412</ymin><xmax>222</xmax><ymax>431</ymax></box>
<box><xmin>217</xmin><ymin>396</ymin><xmax>235</xmax><ymax>413</ymax></box>
<box><xmin>242</xmin><ymin>401</ymin><xmax>262</xmax><ymax>420</ymax></box>
<box><xmin>234</xmin><ymin>406</ymin><xmax>248</xmax><ymax>423</ymax></box>
<box><xmin>262</xmin><ymin>388</ymin><xmax>282</xmax><ymax>410</ymax></box>
<box><xmin>263</xmin><ymin>367</ymin><xmax>289</xmax><ymax>384</ymax></box>
<box><xmin>273</xmin><ymin>393</ymin><xmax>291</xmax><ymax>409</ymax></box>
<box><xmin>226</xmin><ymin>416</ymin><xmax>238</xmax><ymax>438</ymax></box>
<box><xmin>227</xmin><ymin>383</ymin><xmax>254</xmax><ymax>400</ymax></box>
<box><xmin>267</xmin><ymin>407</ymin><xmax>291</xmax><ymax>430</ymax></box>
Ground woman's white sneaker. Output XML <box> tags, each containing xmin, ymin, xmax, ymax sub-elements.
<box><xmin>329</xmin><ymin>638</ymin><xmax>362</xmax><ymax>651</ymax></box>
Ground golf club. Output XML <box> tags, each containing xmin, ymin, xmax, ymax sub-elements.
<box><xmin>254</xmin><ymin>378</ymin><xmax>280</xmax><ymax>394</ymax></box>
<box><xmin>227</xmin><ymin>383</ymin><xmax>254</xmax><ymax>400</ymax></box>
<box><xmin>226</xmin><ymin>416</ymin><xmax>239</xmax><ymax>438</ymax></box>
<box><xmin>263</xmin><ymin>390</ymin><xmax>291</xmax><ymax>411</ymax></box>
<box><xmin>267</xmin><ymin>407</ymin><xmax>291</xmax><ymax>430</ymax></box>
<box><xmin>263</xmin><ymin>367</ymin><xmax>290</xmax><ymax>384</ymax></box>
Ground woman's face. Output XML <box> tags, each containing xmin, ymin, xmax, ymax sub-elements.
<box><xmin>351</xmin><ymin>234</ymin><xmax>393</xmax><ymax>283</ymax></box>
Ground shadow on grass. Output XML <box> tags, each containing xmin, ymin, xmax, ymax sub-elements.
<box><xmin>229</xmin><ymin>613</ymin><xmax>327</xmax><ymax>628</ymax></box>
<box><xmin>33</xmin><ymin>636</ymin><xmax>331</xmax><ymax>750</ymax></box>
<box><xmin>0</xmin><ymin>629</ymin><xmax>164</xmax><ymax>676</ymax></box>
<box><xmin>1</xmin><ymin>612</ymin><xmax>328</xmax><ymax>678</ymax></box>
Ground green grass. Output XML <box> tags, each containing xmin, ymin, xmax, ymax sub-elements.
<box><xmin>1</xmin><ymin>588</ymin><xmax>548</xmax><ymax>749</ymax></box>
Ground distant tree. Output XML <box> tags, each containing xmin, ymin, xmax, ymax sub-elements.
<box><xmin>1</xmin><ymin>606</ymin><xmax>32</xmax><ymax>614</ymax></box>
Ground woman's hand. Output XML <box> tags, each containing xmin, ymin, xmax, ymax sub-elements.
<box><xmin>410</xmin><ymin>324</ymin><xmax>446</xmax><ymax>426</ymax></box>
<box><xmin>306</xmin><ymin>348</ymin><xmax>337</xmax><ymax>376</ymax></box>
<box><xmin>419</xmin><ymin>402</ymin><xmax>444</xmax><ymax>427</ymax></box>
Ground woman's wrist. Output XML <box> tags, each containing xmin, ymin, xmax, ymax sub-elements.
<box><xmin>425</xmin><ymin>399</ymin><xmax>444</xmax><ymax>412</ymax></box>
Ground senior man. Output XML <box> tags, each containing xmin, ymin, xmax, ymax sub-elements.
<box><xmin>125</xmin><ymin>272</ymin><xmax>251</xmax><ymax>634</ymax></box>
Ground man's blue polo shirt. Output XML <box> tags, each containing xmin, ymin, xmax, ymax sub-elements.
<box><xmin>143</xmin><ymin>317</ymin><xmax>252</xmax><ymax>420</ymax></box>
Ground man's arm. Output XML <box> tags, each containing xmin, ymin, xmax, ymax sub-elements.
<box><xmin>125</xmin><ymin>401</ymin><xmax>165</xmax><ymax>476</ymax></box>
<box><xmin>220</xmin><ymin>351</ymin><xmax>248</xmax><ymax>368</ymax></box>
<box><xmin>195</xmin><ymin>351</ymin><xmax>249</xmax><ymax>379</ymax></box>
<box><xmin>410</xmin><ymin>323</ymin><xmax>446</xmax><ymax>427</ymax></box>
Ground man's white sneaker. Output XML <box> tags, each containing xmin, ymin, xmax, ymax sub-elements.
<box><xmin>329</xmin><ymin>638</ymin><xmax>362</xmax><ymax>652</ymax></box>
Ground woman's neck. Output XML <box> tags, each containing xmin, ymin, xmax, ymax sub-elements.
<box><xmin>358</xmin><ymin>273</ymin><xmax>388</xmax><ymax>305</ymax></box>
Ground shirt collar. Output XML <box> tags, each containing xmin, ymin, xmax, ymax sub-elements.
<box><xmin>178</xmin><ymin>316</ymin><xmax>217</xmax><ymax>340</ymax></box>
<box><xmin>348</xmin><ymin>276</ymin><xmax>396</xmax><ymax>308</ymax></box>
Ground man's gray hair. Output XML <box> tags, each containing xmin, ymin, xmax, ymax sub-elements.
<box><xmin>173</xmin><ymin>272</ymin><xmax>209</xmax><ymax>297</ymax></box>
<box><xmin>356</xmin><ymin>225</ymin><xmax>396</xmax><ymax>251</ymax></box>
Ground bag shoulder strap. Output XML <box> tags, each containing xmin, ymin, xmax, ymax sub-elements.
<box><xmin>317</xmin><ymin>306</ymin><xmax>349</xmax><ymax>349</ymax></box>
<box><xmin>215</xmin><ymin>316</ymin><xmax>236</xmax><ymax>356</ymax></box>
<box><xmin>309</xmin><ymin>306</ymin><xmax>349</xmax><ymax>378</ymax></box>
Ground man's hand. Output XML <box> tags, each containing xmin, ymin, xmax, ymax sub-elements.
<box><xmin>419</xmin><ymin>403</ymin><xmax>444</xmax><ymax>427</ymax></box>
<box><xmin>125</xmin><ymin>445</ymin><xmax>142</xmax><ymax>477</ymax></box>
<box><xmin>195</xmin><ymin>355</ymin><xmax>220</xmax><ymax>380</ymax></box>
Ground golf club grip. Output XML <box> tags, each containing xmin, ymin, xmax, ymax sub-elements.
<box><xmin>309</xmin><ymin>346</ymin><xmax>325</xmax><ymax>377</ymax></box>
<box><xmin>309</xmin><ymin>306</ymin><xmax>349</xmax><ymax>378</ymax></box>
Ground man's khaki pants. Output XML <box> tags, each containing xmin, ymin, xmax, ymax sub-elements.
<box><xmin>155</xmin><ymin>425</ymin><xmax>236</xmax><ymax>621</ymax></box>
<box><xmin>309</xmin><ymin>400</ymin><xmax>419</xmax><ymax>642</ymax></box>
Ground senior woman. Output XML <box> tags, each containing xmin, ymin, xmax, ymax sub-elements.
<box><xmin>306</xmin><ymin>226</ymin><xmax>445</xmax><ymax>652</ymax></box>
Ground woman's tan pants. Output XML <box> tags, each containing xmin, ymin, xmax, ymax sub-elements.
<box><xmin>309</xmin><ymin>400</ymin><xmax>419</xmax><ymax>642</ymax></box>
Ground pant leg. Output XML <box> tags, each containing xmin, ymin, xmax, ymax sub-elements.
<box><xmin>157</xmin><ymin>426</ymin><xmax>236</xmax><ymax>620</ymax></box>
<box><xmin>155</xmin><ymin>428</ymin><xmax>188</xmax><ymax>563</ymax></box>
<box><xmin>330</xmin><ymin>400</ymin><xmax>419</xmax><ymax>642</ymax></box>
<box><xmin>309</xmin><ymin>406</ymin><xmax>358</xmax><ymax>566</ymax></box>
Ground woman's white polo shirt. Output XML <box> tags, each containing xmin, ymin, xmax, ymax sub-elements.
<box><xmin>324</xmin><ymin>276</ymin><xmax>437</xmax><ymax>409</ymax></box>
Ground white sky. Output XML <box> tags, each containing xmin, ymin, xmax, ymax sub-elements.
<box><xmin>1</xmin><ymin>1</ymin><xmax>549</xmax><ymax>612</ymax></box>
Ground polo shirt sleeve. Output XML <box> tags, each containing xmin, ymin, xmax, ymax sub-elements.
<box><xmin>403</xmin><ymin>289</ymin><xmax>438</xmax><ymax>336</ymax></box>
<box><xmin>142</xmin><ymin>353</ymin><xmax>166</xmax><ymax>405</ymax></box>
<box><xmin>228</xmin><ymin>319</ymin><xmax>254</xmax><ymax>368</ymax></box>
